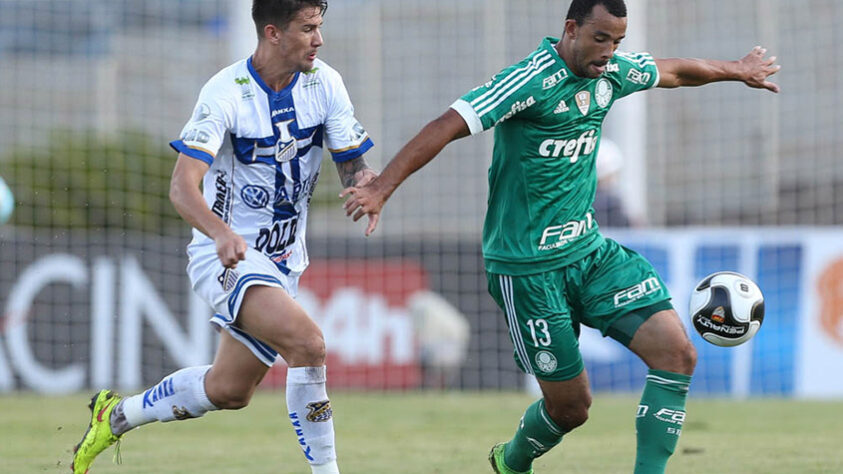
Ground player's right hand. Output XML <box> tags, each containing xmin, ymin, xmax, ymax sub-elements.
<box><xmin>215</xmin><ymin>230</ymin><xmax>248</xmax><ymax>268</ymax></box>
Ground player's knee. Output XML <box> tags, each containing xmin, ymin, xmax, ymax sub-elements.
<box><xmin>680</xmin><ymin>340</ymin><xmax>698</xmax><ymax>374</ymax></box>
<box><xmin>205</xmin><ymin>377</ymin><xmax>255</xmax><ymax>410</ymax></box>
<box><xmin>657</xmin><ymin>339</ymin><xmax>697</xmax><ymax>375</ymax></box>
<box><xmin>546</xmin><ymin>397</ymin><xmax>591</xmax><ymax>431</ymax></box>
<box><xmin>208</xmin><ymin>386</ymin><xmax>253</xmax><ymax>410</ymax></box>
<box><xmin>286</xmin><ymin>332</ymin><xmax>326</xmax><ymax>367</ymax></box>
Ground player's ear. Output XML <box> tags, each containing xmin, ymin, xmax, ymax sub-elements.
<box><xmin>263</xmin><ymin>24</ymin><xmax>281</xmax><ymax>44</ymax></box>
<box><xmin>563</xmin><ymin>19</ymin><xmax>578</xmax><ymax>40</ymax></box>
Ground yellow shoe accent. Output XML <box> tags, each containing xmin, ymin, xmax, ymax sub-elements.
<box><xmin>488</xmin><ymin>443</ymin><xmax>534</xmax><ymax>474</ymax></box>
<box><xmin>71</xmin><ymin>390</ymin><xmax>123</xmax><ymax>473</ymax></box>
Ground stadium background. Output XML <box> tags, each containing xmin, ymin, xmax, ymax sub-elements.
<box><xmin>0</xmin><ymin>0</ymin><xmax>841</xmax><ymax>400</ymax></box>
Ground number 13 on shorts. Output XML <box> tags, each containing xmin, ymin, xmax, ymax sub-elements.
<box><xmin>527</xmin><ymin>319</ymin><xmax>552</xmax><ymax>347</ymax></box>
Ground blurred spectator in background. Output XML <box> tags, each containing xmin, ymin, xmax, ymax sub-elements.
<box><xmin>593</xmin><ymin>138</ymin><xmax>632</xmax><ymax>227</ymax></box>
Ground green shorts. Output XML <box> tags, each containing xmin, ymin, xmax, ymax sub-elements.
<box><xmin>486</xmin><ymin>238</ymin><xmax>673</xmax><ymax>381</ymax></box>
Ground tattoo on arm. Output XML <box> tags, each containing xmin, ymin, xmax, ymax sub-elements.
<box><xmin>336</xmin><ymin>156</ymin><xmax>373</xmax><ymax>187</ymax></box>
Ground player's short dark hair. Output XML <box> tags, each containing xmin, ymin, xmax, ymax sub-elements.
<box><xmin>252</xmin><ymin>0</ymin><xmax>328</xmax><ymax>34</ymax></box>
<box><xmin>566</xmin><ymin>0</ymin><xmax>627</xmax><ymax>25</ymax></box>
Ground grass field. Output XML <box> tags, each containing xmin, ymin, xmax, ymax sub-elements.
<box><xmin>1</xmin><ymin>391</ymin><xmax>841</xmax><ymax>473</ymax></box>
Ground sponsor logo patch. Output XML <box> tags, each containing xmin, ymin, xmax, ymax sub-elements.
<box><xmin>626</xmin><ymin>69</ymin><xmax>651</xmax><ymax>86</ymax></box>
<box><xmin>575</xmin><ymin>90</ymin><xmax>591</xmax><ymax>115</ymax></box>
<box><xmin>613</xmin><ymin>277</ymin><xmax>662</xmax><ymax>307</ymax></box>
<box><xmin>538</xmin><ymin>212</ymin><xmax>595</xmax><ymax>250</ymax></box>
<box><xmin>241</xmin><ymin>185</ymin><xmax>271</xmax><ymax>209</ymax></box>
<box><xmin>538</xmin><ymin>129</ymin><xmax>598</xmax><ymax>163</ymax></box>
<box><xmin>553</xmin><ymin>100</ymin><xmax>570</xmax><ymax>114</ymax></box>
<box><xmin>542</xmin><ymin>69</ymin><xmax>569</xmax><ymax>89</ymax></box>
<box><xmin>495</xmin><ymin>96</ymin><xmax>536</xmax><ymax>125</ymax></box>
<box><xmin>193</xmin><ymin>103</ymin><xmax>211</xmax><ymax>122</ymax></box>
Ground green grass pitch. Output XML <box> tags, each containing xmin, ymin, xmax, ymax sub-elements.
<box><xmin>2</xmin><ymin>391</ymin><xmax>841</xmax><ymax>473</ymax></box>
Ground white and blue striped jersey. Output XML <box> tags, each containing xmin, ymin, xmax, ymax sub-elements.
<box><xmin>171</xmin><ymin>57</ymin><xmax>373</xmax><ymax>276</ymax></box>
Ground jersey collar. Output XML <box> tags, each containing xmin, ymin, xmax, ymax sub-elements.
<box><xmin>247</xmin><ymin>56</ymin><xmax>300</xmax><ymax>97</ymax></box>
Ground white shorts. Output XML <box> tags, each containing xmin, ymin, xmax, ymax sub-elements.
<box><xmin>187</xmin><ymin>245</ymin><xmax>301</xmax><ymax>367</ymax></box>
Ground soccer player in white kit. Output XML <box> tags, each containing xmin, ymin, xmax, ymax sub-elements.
<box><xmin>71</xmin><ymin>2</ymin><xmax>376</xmax><ymax>473</ymax></box>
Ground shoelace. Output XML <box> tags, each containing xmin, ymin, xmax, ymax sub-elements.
<box><xmin>112</xmin><ymin>438</ymin><xmax>123</xmax><ymax>465</ymax></box>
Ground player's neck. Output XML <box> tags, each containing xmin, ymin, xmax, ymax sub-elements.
<box><xmin>251</xmin><ymin>47</ymin><xmax>296</xmax><ymax>92</ymax></box>
<box><xmin>555</xmin><ymin>40</ymin><xmax>586</xmax><ymax>78</ymax></box>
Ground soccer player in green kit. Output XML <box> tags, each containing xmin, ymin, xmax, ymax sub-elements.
<box><xmin>342</xmin><ymin>0</ymin><xmax>780</xmax><ymax>472</ymax></box>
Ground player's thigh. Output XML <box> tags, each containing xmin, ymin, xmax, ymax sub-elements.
<box><xmin>237</xmin><ymin>284</ymin><xmax>325</xmax><ymax>366</ymax></box>
<box><xmin>487</xmin><ymin>271</ymin><xmax>584</xmax><ymax>381</ymax></box>
<box><xmin>576</xmin><ymin>239</ymin><xmax>673</xmax><ymax>346</ymax></box>
<box><xmin>628</xmin><ymin>309</ymin><xmax>696</xmax><ymax>375</ymax></box>
<box><xmin>205</xmin><ymin>329</ymin><xmax>271</xmax><ymax>408</ymax></box>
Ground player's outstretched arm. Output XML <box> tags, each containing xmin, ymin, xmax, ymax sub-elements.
<box><xmin>341</xmin><ymin>108</ymin><xmax>470</xmax><ymax>236</ymax></box>
<box><xmin>655</xmin><ymin>46</ymin><xmax>780</xmax><ymax>92</ymax></box>
<box><xmin>170</xmin><ymin>153</ymin><xmax>247</xmax><ymax>268</ymax></box>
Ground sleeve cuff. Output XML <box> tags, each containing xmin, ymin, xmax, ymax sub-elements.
<box><xmin>449</xmin><ymin>99</ymin><xmax>484</xmax><ymax>135</ymax></box>
<box><xmin>330</xmin><ymin>138</ymin><xmax>374</xmax><ymax>163</ymax></box>
<box><xmin>170</xmin><ymin>140</ymin><xmax>214</xmax><ymax>165</ymax></box>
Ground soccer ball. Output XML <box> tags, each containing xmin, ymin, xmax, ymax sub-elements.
<box><xmin>689</xmin><ymin>271</ymin><xmax>765</xmax><ymax>347</ymax></box>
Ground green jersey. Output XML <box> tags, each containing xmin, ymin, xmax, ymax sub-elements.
<box><xmin>451</xmin><ymin>37</ymin><xmax>659</xmax><ymax>275</ymax></box>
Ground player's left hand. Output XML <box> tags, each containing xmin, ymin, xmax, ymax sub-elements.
<box><xmin>739</xmin><ymin>46</ymin><xmax>781</xmax><ymax>93</ymax></box>
<box><xmin>340</xmin><ymin>178</ymin><xmax>386</xmax><ymax>237</ymax></box>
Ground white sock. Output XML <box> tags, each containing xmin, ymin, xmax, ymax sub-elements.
<box><xmin>286</xmin><ymin>366</ymin><xmax>338</xmax><ymax>470</ymax></box>
<box><xmin>119</xmin><ymin>365</ymin><xmax>218</xmax><ymax>431</ymax></box>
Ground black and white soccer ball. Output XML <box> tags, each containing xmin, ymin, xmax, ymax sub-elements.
<box><xmin>689</xmin><ymin>271</ymin><xmax>765</xmax><ymax>347</ymax></box>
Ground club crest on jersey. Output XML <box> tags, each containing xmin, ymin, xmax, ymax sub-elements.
<box><xmin>595</xmin><ymin>78</ymin><xmax>613</xmax><ymax>108</ymax></box>
<box><xmin>575</xmin><ymin>91</ymin><xmax>591</xmax><ymax>115</ymax></box>
<box><xmin>535</xmin><ymin>351</ymin><xmax>558</xmax><ymax>373</ymax></box>
<box><xmin>275</xmin><ymin>119</ymin><xmax>298</xmax><ymax>163</ymax></box>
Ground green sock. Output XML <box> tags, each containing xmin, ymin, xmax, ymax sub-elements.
<box><xmin>635</xmin><ymin>369</ymin><xmax>692</xmax><ymax>474</ymax></box>
<box><xmin>504</xmin><ymin>399</ymin><xmax>567</xmax><ymax>472</ymax></box>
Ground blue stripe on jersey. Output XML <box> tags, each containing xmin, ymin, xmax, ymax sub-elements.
<box><xmin>331</xmin><ymin>138</ymin><xmax>374</xmax><ymax>162</ymax></box>
<box><xmin>170</xmin><ymin>139</ymin><xmax>214</xmax><ymax>165</ymax></box>
<box><xmin>231</xmin><ymin>135</ymin><xmax>276</xmax><ymax>165</ymax></box>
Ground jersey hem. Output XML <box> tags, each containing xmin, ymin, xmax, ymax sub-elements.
<box><xmin>483</xmin><ymin>233</ymin><xmax>605</xmax><ymax>276</ymax></box>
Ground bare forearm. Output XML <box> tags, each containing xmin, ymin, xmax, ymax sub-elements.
<box><xmin>656</xmin><ymin>47</ymin><xmax>780</xmax><ymax>92</ymax></box>
<box><xmin>336</xmin><ymin>156</ymin><xmax>376</xmax><ymax>188</ymax></box>
<box><xmin>169</xmin><ymin>183</ymin><xmax>231</xmax><ymax>239</ymax></box>
<box><xmin>657</xmin><ymin>58</ymin><xmax>744</xmax><ymax>88</ymax></box>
